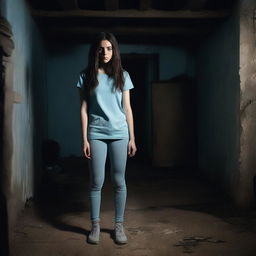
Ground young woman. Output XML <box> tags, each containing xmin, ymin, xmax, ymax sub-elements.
<box><xmin>76</xmin><ymin>32</ymin><xmax>137</xmax><ymax>244</ymax></box>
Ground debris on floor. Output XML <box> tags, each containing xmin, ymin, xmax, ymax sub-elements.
<box><xmin>161</xmin><ymin>228</ymin><xmax>183</xmax><ymax>234</ymax></box>
<box><xmin>174</xmin><ymin>236</ymin><xmax>226</xmax><ymax>253</ymax></box>
<box><xmin>11</xmin><ymin>159</ymin><xmax>256</xmax><ymax>256</ymax></box>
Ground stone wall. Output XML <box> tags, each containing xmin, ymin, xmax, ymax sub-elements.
<box><xmin>238</xmin><ymin>0</ymin><xmax>256</xmax><ymax>207</ymax></box>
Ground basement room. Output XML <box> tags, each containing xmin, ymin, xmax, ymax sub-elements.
<box><xmin>1</xmin><ymin>0</ymin><xmax>256</xmax><ymax>255</ymax></box>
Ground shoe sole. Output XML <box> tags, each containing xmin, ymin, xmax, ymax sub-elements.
<box><xmin>87</xmin><ymin>238</ymin><xmax>99</xmax><ymax>244</ymax></box>
<box><xmin>115</xmin><ymin>240</ymin><xmax>128</xmax><ymax>245</ymax></box>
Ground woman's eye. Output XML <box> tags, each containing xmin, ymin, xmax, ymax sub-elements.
<box><xmin>99</xmin><ymin>47</ymin><xmax>112</xmax><ymax>53</ymax></box>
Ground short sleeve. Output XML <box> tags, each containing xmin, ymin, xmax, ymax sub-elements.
<box><xmin>123</xmin><ymin>71</ymin><xmax>134</xmax><ymax>91</ymax></box>
<box><xmin>76</xmin><ymin>73</ymin><xmax>85</xmax><ymax>89</ymax></box>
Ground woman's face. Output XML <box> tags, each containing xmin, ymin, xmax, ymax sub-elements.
<box><xmin>98</xmin><ymin>40</ymin><xmax>113</xmax><ymax>64</ymax></box>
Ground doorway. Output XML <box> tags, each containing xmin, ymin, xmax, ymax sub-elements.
<box><xmin>121</xmin><ymin>53</ymin><xmax>159</xmax><ymax>163</ymax></box>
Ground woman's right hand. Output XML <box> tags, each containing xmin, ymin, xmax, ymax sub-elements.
<box><xmin>83</xmin><ymin>140</ymin><xmax>91</xmax><ymax>159</ymax></box>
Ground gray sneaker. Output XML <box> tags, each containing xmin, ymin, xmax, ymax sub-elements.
<box><xmin>88</xmin><ymin>221</ymin><xmax>100</xmax><ymax>244</ymax></box>
<box><xmin>115</xmin><ymin>222</ymin><xmax>128</xmax><ymax>244</ymax></box>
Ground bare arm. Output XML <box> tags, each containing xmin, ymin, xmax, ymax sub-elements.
<box><xmin>79</xmin><ymin>89</ymin><xmax>91</xmax><ymax>159</ymax></box>
<box><xmin>123</xmin><ymin>90</ymin><xmax>137</xmax><ymax>157</ymax></box>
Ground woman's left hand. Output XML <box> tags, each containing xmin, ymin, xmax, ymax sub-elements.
<box><xmin>128</xmin><ymin>139</ymin><xmax>137</xmax><ymax>157</ymax></box>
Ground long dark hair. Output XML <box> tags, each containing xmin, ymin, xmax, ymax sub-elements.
<box><xmin>84</xmin><ymin>32</ymin><xmax>124</xmax><ymax>92</ymax></box>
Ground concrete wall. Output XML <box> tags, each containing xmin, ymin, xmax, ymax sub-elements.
<box><xmin>196</xmin><ymin>7</ymin><xmax>240</xmax><ymax>199</ymax></box>
<box><xmin>1</xmin><ymin>0</ymin><xmax>47</xmax><ymax>242</ymax></box>
<box><xmin>47</xmin><ymin>43</ymin><xmax>195</xmax><ymax>157</ymax></box>
<box><xmin>238</xmin><ymin>0</ymin><xmax>256</xmax><ymax>207</ymax></box>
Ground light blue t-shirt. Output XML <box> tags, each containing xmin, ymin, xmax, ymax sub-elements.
<box><xmin>76</xmin><ymin>70</ymin><xmax>134</xmax><ymax>140</ymax></box>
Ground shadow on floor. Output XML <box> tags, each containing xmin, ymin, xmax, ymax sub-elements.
<box><xmin>34</xmin><ymin>156</ymin><xmax>256</xmax><ymax>236</ymax></box>
<box><xmin>35</xmin><ymin>156</ymin><xmax>91</xmax><ymax>237</ymax></box>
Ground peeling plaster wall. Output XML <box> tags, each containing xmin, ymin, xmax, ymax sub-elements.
<box><xmin>196</xmin><ymin>7</ymin><xmax>240</xmax><ymax>200</ymax></box>
<box><xmin>1</xmin><ymin>0</ymin><xmax>47</xmax><ymax>239</ymax></box>
<box><xmin>238</xmin><ymin>0</ymin><xmax>256</xmax><ymax>207</ymax></box>
<box><xmin>47</xmin><ymin>44</ymin><xmax>195</xmax><ymax>157</ymax></box>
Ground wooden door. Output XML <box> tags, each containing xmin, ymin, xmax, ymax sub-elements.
<box><xmin>152</xmin><ymin>77</ymin><xmax>197</xmax><ymax>167</ymax></box>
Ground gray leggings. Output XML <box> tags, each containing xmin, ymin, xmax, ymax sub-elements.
<box><xmin>88</xmin><ymin>138</ymin><xmax>129</xmax><ymax>223</ymax></box>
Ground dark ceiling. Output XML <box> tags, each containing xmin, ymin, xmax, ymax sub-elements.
<box><xmin>27</xmin><ymin>0</ymin><xmax>234</xmax><ymax>11</ymax></box>
<box><xmin>26</xmin><ymin>0</ymin><xmax>236</xmax><ymax>46</ymax></box>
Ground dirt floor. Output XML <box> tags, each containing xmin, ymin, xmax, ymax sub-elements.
<box><xmin>11</xmin><ymin>157</ymin><xmax>256</xmax><ymax>256</ymax></box>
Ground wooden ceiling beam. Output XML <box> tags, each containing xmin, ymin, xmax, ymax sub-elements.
<box><xmin>31</xmin><ymin>9</ymin><xmax>230</xmax><ymax>19</ymax></box>
<box><xmin>57</xmin><ymin>0</ymin><xmax>79</xmax><ymax>10</ymax></box>
<box><xmin>104</xmin><ymin>0</ymin><xmax>119</xmax><ymax>10</ymax></box>
<box><xmin>44</xmin><ymin>25</ymin><xmax>211</xmax><ymax>36</ymax></box>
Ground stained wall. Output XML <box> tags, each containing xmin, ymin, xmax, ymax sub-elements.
<box><xmin>1</xmin><ymin>0</ymin><xmax>47</xmax><ymax>245</ymax></box>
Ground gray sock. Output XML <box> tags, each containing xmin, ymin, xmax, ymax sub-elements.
<box><xmin>115</xmin><ymin>222</ymin><xmax>127</xmax><ymax>244</ymax></box>
<box><xmin>88</xmin><ymin>221</ymin><xmax>100</xmax><ymax>244</ymax></box>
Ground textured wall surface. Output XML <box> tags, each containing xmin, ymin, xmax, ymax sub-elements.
<box><xmin>196</xmin><ymin>7</ymin><xmax>240</xmax><ymax>199</ymax></box>
<box><xmin>1</xmin><ymin>0</ymin><xmax>47</xmax><ymax>241</ymax></box>
<box><xmin>47</xmin><ymin>43</ymin><xmax>195</xmax><ymax>157</ymax></box>
<box><xmin>238</xmin><ymin>0</ymin><xmax>256</xmax><ymax>207</ymax></box>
